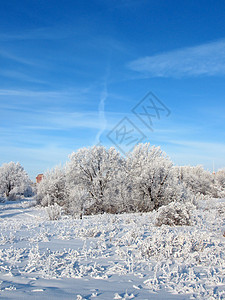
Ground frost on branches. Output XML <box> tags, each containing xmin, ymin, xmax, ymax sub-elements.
<box><xmin>66</xmin><ymin>146</ymin><xmax>125</xmax><ymax>215</ymax></box>
<box><xmin>173</xmin><ymin>165</ymin><xmax>217</xmax><ymax>197</ymax></box>
<box><xmin>36</xmin><ymin>143</ymin><xmax>225</xmax><ymax>218</ymax></box>
<box><xmin>37</xmin><ymin>144</ymin><xmax>193</xmax><ymax>217</ymax></box>
<box><xmin>215</xmin><ymin>168</ymin><xmax>225</xmax><ymax>197</ymax></box>
<box><xmin>0</xmin><ymin>162</ymin><xmax>32</xmax><ymax>201</ymax></box>
<box><xmin>36</xmin><ymin>166</ymin><xmax>67</xmax><ymax>207</ymax></box>
<box><xmin>126</xmin><ymin>144</ymin><xmax>187</xmax><ymax>212</ymax></box>
<box><xmin>155</xmin><ymin>201</ymin><xmax>194</xmax><ymax>226</ymax></box>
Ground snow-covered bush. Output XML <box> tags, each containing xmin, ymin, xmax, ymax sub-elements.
<box><xmin>46</xmin><ymin>203</ymin><xmax>62</xmax><ymax>220</ymax></box>
<box><xmin>23</xmin><ymin>185</ymin><xmax>34</xmax><ymax>197</ymax></box>
<box><xmin>126</xmin><ymin>143</ymin><xmax>187</xmax><ymax>212</ymax></box>
<box><xmin>0</xmin><ymin>161</ymin><xmax>32</xmax><ymax>200</ymax></box>
<box><xmin>37</xmin><ymin>166</ymin><xmax>67</xmax><ymax>207</ymax></box>
<box><xmin>155</xmin><ymin>201</ymin><xmax>193</xmax><ymax>226</ymax></box>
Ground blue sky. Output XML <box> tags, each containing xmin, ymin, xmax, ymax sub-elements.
<box><xmin>0</xmin><ymin>0</ymin><xmax>225</xmax><ymax>180</ymax></box>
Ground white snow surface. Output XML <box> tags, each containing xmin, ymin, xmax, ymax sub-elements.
<box><xmin>0</xmin><ymin>198</ymin><xmax>225</xmax><ymax>299</ymax></box>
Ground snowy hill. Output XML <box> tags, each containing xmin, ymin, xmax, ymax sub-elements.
<box><xmin>0</xmin><ymin>198</ymin><xmax>224</xmax><ymax>299</ymax></box>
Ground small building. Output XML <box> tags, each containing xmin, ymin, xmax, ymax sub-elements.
<box><xmin>36</xmin><ymin>174</ymin><xmax>43</xmax><ymax>183</ymax></box>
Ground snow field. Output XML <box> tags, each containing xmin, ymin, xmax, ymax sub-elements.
<box><xmin>0</xmin><ymin>198</ymin><xmax>224</xmax><ymax>299</ymax></box>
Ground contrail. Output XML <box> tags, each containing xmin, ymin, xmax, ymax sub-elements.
<box><xmin>95</xmin><ymin>82</ymin><xmax>108</xmax><ymax>144</ymax></box>
<box><xmin>95</xmin><ymin>59</ymin><xmax>111</xmax><ymax>145</ymax></box>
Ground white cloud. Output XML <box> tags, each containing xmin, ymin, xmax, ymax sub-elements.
<box><xmin>128</xmin><ymin>39</ymin><xmax>225</xmax><ymax>77</ymax></box>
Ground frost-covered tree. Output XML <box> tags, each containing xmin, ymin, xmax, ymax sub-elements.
<box><xmin>215</xmin><ymin>168</ymin><xmax>225</xmax><ymax>197</ymax></box>
<box><xmin>215</xmin><ymin>168</ymin><xmax>225</xmax><ymax>188</ymax></box>
<box><xmin>173</xmin><ymin>165</ymin><xmax>216</xmax><ymax>196</ymax></box>
<box><xmin>36</xmin><ymin>166</ymin><xmax>67</xmax><ymax>207</ymax></box>
<box><xmin>126</xmin><ymin>143</ymin><xmax>186</xmax><ymax>211</ymax></box>
<box><xmin>66</xmin><ymin>146</ymin><xmax>124</xmax><ymax>214</ymax></box>
<box><xmin>0</xmin><ymin>162</ymin><xmax>31</xmax><ymax>200</ymax></box>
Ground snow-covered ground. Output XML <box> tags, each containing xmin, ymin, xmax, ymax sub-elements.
<box><xmin>0</xmin><ymin>198</ymin><xmax>224</xmax><ymax>299</ymax></box>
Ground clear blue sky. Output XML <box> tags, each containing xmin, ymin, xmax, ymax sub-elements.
<box><xmin>0</xmin><ymin>0</ymin><xmax>225</xmax><ymax>180</ymax></box>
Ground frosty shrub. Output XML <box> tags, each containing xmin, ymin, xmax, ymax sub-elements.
<box><xmin>46</xmin><ymin>203</ymin><xmax>62</xmax><ymax>220</ymax></box>
<box><xmin>23</xmin><ymin>185</ymin><xmax>35</xmax><ymax>197</ymax></box>
<box><xmin>37</xmin><ymin>166</ymin><xmax>67</xmax><ymax>207</ymax></box>
<box><xmin>0</xmin><ymin>161</ymin><xmax>32</xmax><ymax>200</ymax></box>
<box><xmin>7</xmin><ymin>192</ymin><xmax>18</xmax><ymax>201</ymax></box>
<box><xmin>155</xmin><ymin>201</ymin><xmax>193</xmax><ymax>226</ymax></box>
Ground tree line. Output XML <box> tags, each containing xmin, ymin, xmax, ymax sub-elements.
<box><xmin>0</xmin><ymin>144</ymin><xmax>224</xmax><ymax>219</ymax></box>
<box><xmin>36</xmin><ymin>144</ymin><xmax>225</xmax><ymax>217</ymax></box>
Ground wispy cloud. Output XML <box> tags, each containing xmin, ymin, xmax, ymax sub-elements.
<box><xmin>128</xmin><ymin>39</ymin><xmax>225</xmax><ymax>77</ymax></box>
<box><xmin>0</xmin><ymin>88</ymin><xmax>92</xmax><ymax>106</ymax></box>
<box><xmin>1</xmin><ymin>108</ymin><xmax>114</xmax><ymax>132</ymax></box>
<box><xmin>47</xmin><ymin>111</ymin><xmax>104</xmax><ymax>130</ymax></box>
<box><xmin>165</xmin><ymin>139</ymin><xmax>225</xmax><ymax>171</ymax></box>
<box><xmin>0</xmin><ymin>26</ymin><xmax>74</xmax><ymax>41</ymax></box>
<box><xmin>0</xmin><ymin>49</ymin><xmax>37</xmax><ymax>66</ymax></box>
<box><xmin>0</xmin><ymin>89</ymin><xmax>69</xmax><ymax>97</ymax></box>
<box><xmin>0</xmin><ymin>70</ymin><xmax>46</xmax><ymax>84</ymax></box>
<box><xmin>169</xmin><ymin>140</ymin><xmax>225</xmax><ymax>154</ymax></box>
